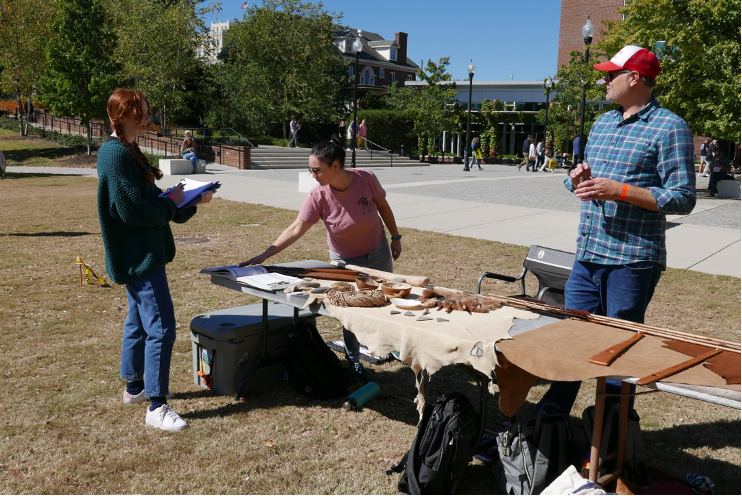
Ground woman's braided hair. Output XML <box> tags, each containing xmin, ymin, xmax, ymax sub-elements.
<box><xmin>107</xmin><ymin>88</ymin><xmax>162</xmax><ymax>186</ymax></box>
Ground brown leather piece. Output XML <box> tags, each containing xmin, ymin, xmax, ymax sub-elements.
<box><xmin>496</xmin><ymin>319</ymin><xmax>740</xmax><ymax>391</ymax></box>
<box><xmin>662</xmin><ymin>340</ymin><xmax>741</xmax><ymax>385</ymax></box>
<box><xmin>494</xmin><ymin>362</ymin><xmax>540</xmax><ymax>417</ymax></box>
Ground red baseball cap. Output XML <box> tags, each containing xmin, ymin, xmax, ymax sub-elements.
<box><xmin>593</xmin><ymin>45</ymin><xmax>662</xmax><ymax>79</ymax></box>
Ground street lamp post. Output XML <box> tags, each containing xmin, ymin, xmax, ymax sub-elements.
<box><xmin>543</xmin><ymin>76</ymin><xmax>553</xmax><ymax>146</ymax></box>
<box><xmin>351</xmin><ymin>31</ymin><xmax>363</xmax><ymax>169</ymax></box>
<box><xmin>578</xmin><ymin>17</ymin><xmax>594</xmax><ymax>166</ymax></box>
<box><xmin>463</xmin><ymin>60</ymin><xmax>476</xmax><ymax>172</ymax></box>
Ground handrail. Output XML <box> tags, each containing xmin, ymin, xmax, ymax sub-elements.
<box><xmin>355</xmin><ymin>138</ymin><xmax>393</xmax><ymax>167</ymax></box>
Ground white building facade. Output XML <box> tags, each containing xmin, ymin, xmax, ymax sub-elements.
<box><xmin>198</xmin><ymin>20</ymin><xmax>232</xmax><ymax>65</ymax></box>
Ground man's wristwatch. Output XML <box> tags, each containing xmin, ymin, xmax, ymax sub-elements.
<box><xmin>391</xmin><ymin>234</ymin><xmax>402</xmax><ymax>241</ymax></box>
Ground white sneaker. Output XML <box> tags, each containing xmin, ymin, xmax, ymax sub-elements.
<box><xmin>123</xmin><ymin>389</ymin><xmax>174</xmax><ymax>404</ymax></box>
<box><xmin>145</xmin><ymin>404</ymin><xmax>189</xmax><ymax>432</ymax></box>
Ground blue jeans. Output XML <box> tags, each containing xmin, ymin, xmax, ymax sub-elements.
<box><xmin>330</xmin><ymin>237</ymin><xmax>393</xmax><ymax>364</ymax></box>
<box><xmin>120</xmin><ymin>267</ymin><xmax>176</xmax><ymax>398</ymax></box>
<box><xmin>183</xmin><ymin>152</ymin><xmax>199</xmax><ymax>171</ymax></box>
<box><xmin>469</xmin><ymin>155</ymin><xmax>481</xmax><ymax>169</ymax></box>
<box><xmin>536</xmin><ymin>260</ymin><xmax>662</xmax><ymax>415</ymax></box>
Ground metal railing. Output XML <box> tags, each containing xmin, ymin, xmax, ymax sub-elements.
<box><xmin>357</xmin><ymin>138</ymin><xmax>394</xmax><ymax>167</ymax></box>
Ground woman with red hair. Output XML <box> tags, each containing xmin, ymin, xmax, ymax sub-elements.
<box><xmin>97</xmin><ymin>88</ymin><xmax>214</xmax><ymax>431</ymax></box>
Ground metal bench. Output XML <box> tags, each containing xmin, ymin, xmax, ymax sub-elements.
<box><xmin>476</xmin><ymin>245</ymin><xmax>575</xmax><ymax>306</ymax></box>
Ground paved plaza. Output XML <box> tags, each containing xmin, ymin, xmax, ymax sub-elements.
<box><xmin>9</xmin><ymin>162</ymin><xmax>741</xmax><ymax>277</ymax></box>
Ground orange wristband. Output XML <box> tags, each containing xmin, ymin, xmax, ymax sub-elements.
<box><xmin>620</xmin><ymin>184</ymin><xmax>629</xmax><ymax>201</ymax></box>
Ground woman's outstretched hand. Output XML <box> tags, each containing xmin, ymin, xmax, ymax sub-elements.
<box><xmin>238</xmin><ymin>252</ymin><xmax>269</xmax><ymax>267</ymax></box>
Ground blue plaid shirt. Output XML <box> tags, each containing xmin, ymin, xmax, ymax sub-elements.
<box><xmin>565</xmin><ymin>98</ymin><xmax>696</xmax><ymax>268</ymax></box>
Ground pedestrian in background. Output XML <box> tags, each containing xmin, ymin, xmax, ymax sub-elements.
<box><xmin>525</xmin><ymin>137</ymin><xmax>537</xmax><ymax>172</ymax></box>
<box><xmin>359</xmin><ymin>119</ymin><xmax>368</xmax><ymax>150</ymax></box>
<box><xmin>535</xmin><ymin>137</ymin><xmax>545</xmax><ymax>171</ymax></box>
<box><xmin>289</xmin><ymin>116</ymin><xmax>301</xmax><ymax>148</ymax></box>
<box><xmin>336</xmin><ymin>119</ymin><xmax>347</xmax><ymax>148</ymax></box>
<box><xmin>699</xmin><ymin>138</ymin><xmax>710</xmax><ymax>174</ymax></box>
<box><xmin>469</xmin><ymin>136</ymin><xmax>483</xmax><ymax>170</ymax></box>
<box><xmin>703</xmin><ymin>139</ymin><xmax>717</xmax><ymax>177</ymax></box>
<box><xmin>518</xmin><ymin>134</ymin><xmax>532</xmax><ymax>171</ymax></box>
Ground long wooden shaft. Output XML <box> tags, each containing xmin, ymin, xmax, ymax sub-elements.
<box><xmin>589</xmin><ymin>333</ymin><xmax>644</xmax><ymax>366</ymax></box>
<box><xmin>585</xmin><ymin>314</ymin><xmax>735</xmax><ymax>349</ymax></box>
<box><xmin>635</xmin><ymin>349</ymin><xmax>722</xmax><ymax>386</ymax></box>
<box><xmin>488</xmin><ymin>293</ymin><xmax>740</xmax><ymax>353</ymax></box>
<box><xmin>329</xmin><ymin>261</ymin><xmax>430</xmax><ymax>287</ymax></box>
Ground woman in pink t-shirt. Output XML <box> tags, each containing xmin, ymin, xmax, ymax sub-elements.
<box><xmin>240</xmin><ymin>139</ymin><xmax>402</xmax><ymax>379</ymax></box>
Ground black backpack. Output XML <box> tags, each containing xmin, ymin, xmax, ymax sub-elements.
<box><xmin>389</xmin><ymin>392</ymin><xmax>480</xmax><ymax>495</ymax></box>
<box><xmin>284</xmin><ymin>321</ymin><xmax>352</xmax><ymax>400</ymax></box>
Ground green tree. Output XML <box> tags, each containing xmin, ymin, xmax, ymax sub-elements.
<box><xmin>41</xmin><ymin>0</ymin><xmax>122</xmax><ymax>154</ymax></box>
<box><xmin>479</xmin><ymin>98</ymin><xmax>503</xmax><ymax>156</ymax></box>
<box><xmin>598</xmin><ymin>0</ymin><xmax>740</xmax><ymax>142</ymax></box>
<box><xmin>538</xmin><ymin>49</ymin><xmax>610</xmax><ymax>154</ymax></box>
<box><xmin>411</xmin><ymin>57</ymin><xmax>459</xmax><ymax>158</ymax></box>
<box><xmin>225</xmin><ymin>0</ymin><xmax>346</xmax><ymax>137</ymax></box>
<box><xmin>0</xmin><ymin>0</ymin><xmax>57</xmax><ymax>135</ymax></box>
<box><xmin>107</xmin><ymin>0</ymin><xmax>214</xmax><ymax>129</ymax></box>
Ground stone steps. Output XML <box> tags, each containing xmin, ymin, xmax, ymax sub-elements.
<box><xmin>248</xmin><ymin>146</ymin><xmax>421</xmax><ymax>169</ymax></box>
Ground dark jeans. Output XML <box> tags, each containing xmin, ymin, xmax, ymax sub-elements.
<box><xmin>536</xmin><ymin>260</ymin><xmax>662</xmax><ymax>415</ymax></box>
<box><xmin>709</xmin><ymin>171</ymin><xmax>732</xmax><ymax>191</ymax></box>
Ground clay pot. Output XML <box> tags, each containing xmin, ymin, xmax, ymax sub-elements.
<box><xmin>380</xmin><ymin>282</ymin><xmax>412</xmax><ymax>299</ymax></box>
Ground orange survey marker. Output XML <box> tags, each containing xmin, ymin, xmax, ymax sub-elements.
<box><xmin>75</xmin><ymin>257</ymin><xmax>107</xmax><ymax>287</ymax></box>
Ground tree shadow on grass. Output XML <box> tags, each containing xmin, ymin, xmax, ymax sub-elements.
<box><xmin>177</xmin><ymin>363</ymin><xmax>504</xmax><ymax>430</ymax></box>
<box><xmin>4</xmin><ymin>231</ymin><xmax>95</xmax><ymax>237</ymax></box>
<box><xmin>2</xmin><ymin>172</ymin><xmax>90</xmax><ymax>180</ymax></box>
<box><xmin>3</xmin><ymin>147</ymin><xmax>79</xmax><ymax>165</ymax></box>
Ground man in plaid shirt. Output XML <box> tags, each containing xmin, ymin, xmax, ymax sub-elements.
<box><xmin>539</xmin><ymin>45</ymin><xmax>696</xmax><ymax>415</ymax></box>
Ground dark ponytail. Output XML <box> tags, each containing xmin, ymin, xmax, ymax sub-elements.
<box><xmin>311</xmin><ymin>139</ymin><xmax>346</xmax><ymax>168</ymax></box>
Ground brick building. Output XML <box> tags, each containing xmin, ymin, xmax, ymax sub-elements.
<box><xmin>557</xmin><ymin>0</ymin><xmax>624</xmax><ymax>70</ymax></box>
<box><xmin>334</xmin><ymin>29</ymin><xmax>419</xmax><ymax>91</ymax></box>
<box><xmin>557</xmin><ymin>0</ymin><xmax>731</xmax><ymax>160</ymax></box>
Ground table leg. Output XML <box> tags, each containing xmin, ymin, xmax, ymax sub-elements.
<box><xmin>614</xmin><ymin>382</ymin><xmax>631</xmax><ymax>478</ymax></box>
<box><xmin>589</xmin><ymin>377</ymin><xmax>607</xmax><ymax>483</ymax></box>
<box><xmin>234</xmin><ymin>298</ymin><xmax>269</xmax><ymax>400</ymax></box>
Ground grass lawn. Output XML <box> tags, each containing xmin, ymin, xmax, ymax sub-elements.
<box><xmin>0</xmin><ymin>137</ymin><xmax>739</xmax><ymax>494</ymax></box>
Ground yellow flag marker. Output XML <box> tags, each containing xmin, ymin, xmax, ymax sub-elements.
<box><xmin>75</xmin><ymin>257</ymin><xmax>107</xmax><ymax>287</ymax></box>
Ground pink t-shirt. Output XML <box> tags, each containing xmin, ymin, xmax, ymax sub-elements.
<box><xmin>358</xmin><ymin>123</ymin><xmax>366</xmax><ymax>137</ymax></box>
<box><xmin>298</xmin><ymin>169</ymin><xmax>386</xmax><ymax>258</ymax></box>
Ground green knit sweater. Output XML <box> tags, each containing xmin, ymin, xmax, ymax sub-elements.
<box><xmin>97</xmin><ymin>139</ymin><xmax>195</xmax><ymax>285</ymax></box>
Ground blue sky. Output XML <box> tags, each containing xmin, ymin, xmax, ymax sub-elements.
<box><xmin>202</xmin><ymin>0</ymin><xmax>563</xmax><ymax>82</ymax></box>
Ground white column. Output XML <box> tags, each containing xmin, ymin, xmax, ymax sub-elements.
<box><xmin>442</xmin><ymin>131</ymin><xmax>447</xmax><ymax>153</ymax></box>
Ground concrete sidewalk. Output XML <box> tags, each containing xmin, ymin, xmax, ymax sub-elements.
<box><xmin>8</xmin><ymin>163</ymin><xmax>740</xmax><ymax>278</ymax></box>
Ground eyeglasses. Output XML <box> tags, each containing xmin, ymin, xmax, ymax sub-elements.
<box><xmin>308</xmin><ymin>166</ymin><xmax>325</xmax><ymax>176</ymax></box>
<box><xmin>605</xmin><ymin>70</ymin><xmax>631</xmax><ymax>83</ymax></box>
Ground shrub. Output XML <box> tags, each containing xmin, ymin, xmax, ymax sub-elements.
<box><xmin>0</xmin><ymin>116</ymin><xmax>98</xmax><ymax>150</ymax></box>
<box><xmin>0</xmin><ymin>117</ymin><xmax>20</xmax><ymax>132</ymax></box>
<box><xmin>356</xmin><ymin>110</ymin><xmax>415</xmax><ymax>154</ymax></box>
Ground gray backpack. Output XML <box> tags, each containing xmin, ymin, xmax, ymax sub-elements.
<box><xmin>494</xmin><ymin>403</ymin><xmax>574</xmax><ymax>495</ymax></box>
